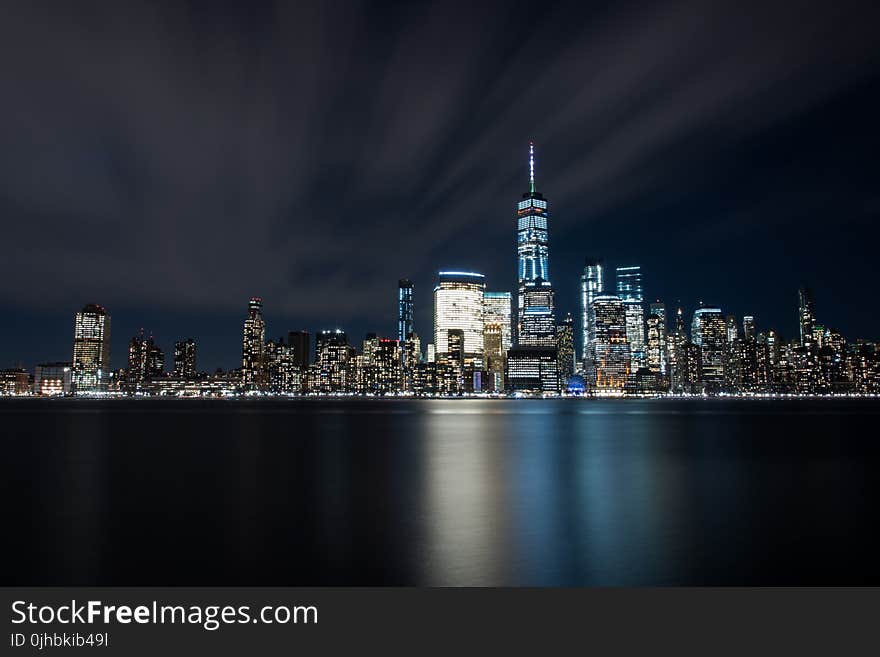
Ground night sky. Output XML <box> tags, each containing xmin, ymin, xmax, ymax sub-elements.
<box><xmin>2</xmin><ymin>0</ymin><xmax>879</xmax><ymax>371</ymax></box>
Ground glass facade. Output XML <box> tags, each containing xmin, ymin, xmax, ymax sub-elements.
<box><xmin>398</xmin><ymin>279</ymin><xmax>414</xmax><ymax>343</ymax></box>
<box><xmin>580</xmin><ymin>260</ymin><xmax>604</xmax><ymax>364</ymax></box>
<box><xmin>72</xmin><ymin>304</ymin><xmax>111</xmax><ymax>393</ymax></box>
<box><xmin>433</xmin><ymin>271</ymin><xmax>486</xmax><ymax>363</ymax></box>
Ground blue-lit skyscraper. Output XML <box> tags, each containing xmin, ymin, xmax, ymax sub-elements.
<box><xmin>516</xmin><ymin>142</ymin><xmax>555</xmax><ymax>345</ymax></box>
<box><xmin>616</xmin><ymin>266</ymin><xmax>645</xmax><ymax>368</ymax></box>
<box><xmin>580</xmin><ymin>260</ymin><xmax>604</xmax><ymax>366</ymax></box>
<box><xmin>398</xmin><ymin>279</ymin><xmax>414</xmax><ymax>342</ymax></box>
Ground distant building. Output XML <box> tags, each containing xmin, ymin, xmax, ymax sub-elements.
<box><xmin>506</xmin><ymin>346</ymin><xmax>559</xmax><ymax>393</ymax></box>
<box><xmin>173</xmin><ymin>339</ymin><xmax>197</xmax><ymax>379</ymax></box>
<box><xmin>591</xmin><ymin>295</ymin><xmax>630</xmax><ymax>393</ymax></box>
<box><xmin>287</xmin><ymin>331</ymin><xmax>310</xmax><ymax>369</ymax></box>
<box><xmin>616</xmin><ymin>266</ymin><xmax>645</xmax><ymax>368</ymax></box>
<box><xmin>72</xmin><ymin>304</ymin><xmax>111</xmax><ymax>393</ymax></box>
<box><xmin>580</xmin><ymin>260</ymin><xmax>604</xmax><ymax>368</ymax></box>
<box><xmin>34</xmin><ymin>362</ymin><xmax>72</xmax><ymax>395</ymax></box>
<box><xmin>556</xmin><ymin>313</ymin><xmax>576</xmax><ymax>386</ymax></box>
<box><xmin>798</xmin><ymin>288</ymin><xmax>816</xmax><ymax>349</ymax></box>
<box><xmin>242</xmin><ymin>297</ymin><xmax>266</xmax><ymax>391</ymax></box>
<box><xmin>433</xmin><ymin>271</ymin><xmax>486</xmax><ymax>367</ymax></box>
<box><xmin>398</xmin><ymin>279</ymin><xmax>414</xmax><ymax>343</ymax></box>
<box><xmin>0</xmin><ymin>368</ymin><xmax>30</xmax><ymax>395</ymax></box>
<box><xmin>315</xmin><ymin>329</ymin><xmax>350</xmax><ymax>393</ymax></box>
<box><xmin>692</xmin><ymin>305</ymin><xmax>727</xmax><ymax>392</ymax></box>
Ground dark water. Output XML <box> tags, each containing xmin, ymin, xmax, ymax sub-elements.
<box><xmin>1</xmin><ymin>398</ymin><xmax>878</xmax><ymax>586</ymax></box>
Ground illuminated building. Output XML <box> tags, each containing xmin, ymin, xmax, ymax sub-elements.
<box><xmin>516</xmin><ymin>142</ymin><xmax>556</xmax><ymax>344</ymax></box>
<box><xmin>647</xmin><ymin>301</ymin><xmax>667</xmax><ymax>376</ymax></box>
<box><xmin>241</xmin><ymin>297</ymin><xmax>266</xmax><ymax>391</ymax></box>
<box><xmin>591</xmin><ymin>294</ymin><xmax>630</xmax><ymax>392</ymax></box>
<box><xmin>691</xmin><ymin>305</ymin><xmax>726</xmax><ymax>391</ymax></box>
<box><xmin>556</xmin><ymin>313</ymin><xmax>576</xmax><ymax>386</ymax></box>
<box><xmin>616</xmin><ymin>266</ymin><xmax>645</xmax><ymax>368</ymax></box>
<box><xmin>315</xmin><ymin>329</ymin><xmax>350</xmax><ymax>393</ymax></box>
<box><xmin>398</xmin><ymin>279</ymin><xmax>414</xmax><ymax>343</ymax></box>
<box><xmin>580</xmin><ymin>260</ymin><xmax>604</xmax><ymax>367</ymax></box>
<box><xmin>433</xmin><ymin>271</ymin><xmax>485</xmax><ymax>365</ymax></box>
<box><xmin>374</xmin><ymin>338</ymin><xmax>402</xmax><ymax>393</ymax></box>
<box><xmin>742</xmin><ymin>316</ymin><xmax>756</xmax><ymax>342</ymax></box>
<box><xmin>0</xmin><ymin>368</ymin><xmax>30</xmax><ymax>395</ymax></box>
<box><xmin>426</xmin><ymin>343</ymin><xmax>436</xmax><ymax>363</ymax></box>
<box><xmin>668</xmin><ymin>307</ymin><xmax>688</xmax><ymax>393</ymax></box>
<box><xmin>34</xmin><ymin>362</ymin><xmax>72</xmax><ymax>396</ymax></box>
<box><xmin>482</xmin><ymin>292</ymin><xmax>510</xmax><ymax>386</ymax></box>
<box><xmin>72</xmin><ymin>304</ymin><xmax>111</xmax><ymax>393</ymax></box>
<box><xmin>362</xmin><ymin>333</ymin><xmax>380</xmax><ymax>366</ymax></box>
<box><xmin>798</xmin><ymin>287</ymin><xmax>815</xmax><ymax>348</ymax></box>
<box><xmin>506</xmin><ymin>347</ymin><xmax>559</xmax><ymax>393</ymax></box>
<box><xmin>265</xmin><ymin>337</ymin><xmax>296</xmax><ymax>393</ymax></box>
<box><xmin>173</xmin><ymin>339</ymin><xmax>197</xmax><ymax>379</ymax></box>
<box><xmin>519</xmin><ymin>280</ymin><xmax>557</xmax><ymax>347</ymax></box>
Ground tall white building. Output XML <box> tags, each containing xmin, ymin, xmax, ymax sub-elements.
<box><xmin>483</xmin><ymin>291</ymin><xmax>513</xmax><ymax>354</ymax></box>
<box><xmin>433</xmin><ymin>271</ymin><xmax>486</xmax><ymax>364</ymax></box>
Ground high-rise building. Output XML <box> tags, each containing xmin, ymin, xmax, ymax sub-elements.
<box><xmin>692</xmin><ymin>305</ymin><xmax>727</xmax><ymax>391</ymax></box>
<box><xmin>506</xmin><ymin>346</ymin><xmax>559</xmax><ymax>393</ymax></box>
<box><xmin>616</xmin><ymin>266</ymin><xmax>645</xmax><ymax>368</ymax></box>
<box><xmin>516</xmin><ymin>142</ymin><xmax>556</xmax><ymax>344</ymax></box>
<box><xmin>519</xmin><ymin>281</ymin><xmax>557</xmax><ymax>347</ymax></box>
<box><xmin>798</xmin><ymin>287</ymin><xmax>815</xmax><ymax>348</ymax></box>
<box><xmin>433</xmin><ymin>271</ymin><xmax>486</xmax><ymax>365</ymax></box>
<box><xmin>287</xmin><ymin>331</ymin><xmax>310</xmax><ymax>369</ymax></box>
<box><xmin>591</xmin><ymin>295</ymin><xmax>630</xmax><ymax>392</ymax></box>
<box><xmin>398</xmin><ymin>279</ymin><xmax>414</xmax><ymax>344</ymax></box>
<box><xmin>374</xmin><ymin>338</ymin><xmax>402</xmax><ymax>393</ymax></box>
<box><xmin>72</xmin><ymin>304</ymin><xmax>111</xmax><ymax>393</ymax></box>
<box><xmin>647</xmin><ymin>301</ymin><xmax>667</xmax><ymax>376</ymax></box>
<box><xmin>556</xmin><ymin>313</ymin><xmax>576</xmax><ymax>386</ymax></box>
<box><xmin>173</xmin><ymin>339</ymin><xmax>197</xmax><ymax>379</ymax></box>
<box><xmin>128</xmin><ymin>330</ymin><xmax>164</xmax><ymax>388</ymax></box>
<box><xmin>483</xmin><ymin>291</ymin><xmax>512</xmax><ymax>386</ymax></box>
<box><xmin>315</xmin><ymin>329</ymin><xmax>350</xmax><ymax>393</ymax></box>
<box><xmin>242</xmin><ymin>297</ymin><xmax>266</xmax><ymax>390</ymax></box>
<box><xmin>580</xmin><ymin>260</ymin><xmax>604</xmax><ymax>367</ymax></box>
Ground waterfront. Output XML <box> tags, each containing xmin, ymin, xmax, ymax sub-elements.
<box><xmin>2</xmin><ymin>398</ymin><xmax>878</xmax><ymax>585</ymax></box>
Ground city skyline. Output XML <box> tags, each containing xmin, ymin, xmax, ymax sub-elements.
<box><xmin>1</xmin><ymin>0</ymin><xmax>879</xmax><ymax>373</ymax></box>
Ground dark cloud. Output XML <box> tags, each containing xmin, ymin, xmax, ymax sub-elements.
<box><xmin>1</xmin><ymin>0</ymin><xmax>879</xmax><ymax>368</ymax></box>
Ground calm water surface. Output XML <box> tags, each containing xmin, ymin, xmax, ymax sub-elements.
<box><xmin>2</xmin><ymin>398</ymin><xmax>878</xmax><ymax>585</ymax></box>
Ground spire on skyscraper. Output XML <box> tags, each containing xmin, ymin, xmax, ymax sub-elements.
<box><xmin>529</xmin><ymin>141</ymin><xmax>535</xmax><ymax>194</ymax></box>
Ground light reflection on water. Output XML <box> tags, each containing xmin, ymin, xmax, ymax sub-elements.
<box><xmin>1</xmin><ymin>398</ymin><xmax>878</xmax><ymax>585</ymax></box>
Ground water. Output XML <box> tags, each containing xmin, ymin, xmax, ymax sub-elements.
<box><xmin>2</xmin><ymin>398</ymin><xmax>878</xmax><ymax>585</ymax></box>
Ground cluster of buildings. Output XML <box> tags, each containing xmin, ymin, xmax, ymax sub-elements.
<box><xmin>3</xmin><ymin>144</ymin><xmax>878</xmax><ymax>398</ymax></box>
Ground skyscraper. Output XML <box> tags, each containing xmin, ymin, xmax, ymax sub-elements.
<box><xmin>483</xmin><ymin>291</ymin><xmax>512</xmax><ymax>386</ymax></box>
<box><xmin>580</xmin><ymin>260</ymin><xmax>604</xmax><ymax>368</ymax></box>
<box><xmin>648</xmin><ymin>301</ymin><xmax>667</xmax><ymax>375</ymax></box>
<box><xmin>591</xmin><ymin>295</ymin><xmax>630</xmax><ymax>393</ymax></box>
<box><xmin>616</xmin><ymin>266</ymin><xmax>645</xmax><ymax>368</ymax></box>
<box><xmin>398</xmin><ymin>279</ymin><xmax>414</xmax><ymax>343</ymax></box>
<box><xmin>516</xmin><ymin>142</ymin><xmax>555</xmax><ymax>344</ymax></box>
<box><xmin>798</xmin><ymin>287</ymin><xmax>815</xmax><ymax>348</ymax></box>
<box><xmin>556</xmin><ymin>313</ymin><xmax>576</xmax><ymax>385</ymax></box>
<box><xmin>315</xmin><ymin>329</ymin><xmax>350</xmax><ymax>393</ymax></box>
<box><xmin>173</xmin><ymin>339</ymin><xmax>197</xmax><ymax>379</ymax></box>
<box><xmin>72</xmin><ymin>304</ymin><xmax>111</xmax><ymax>393</ymax></box>
<box><xmin>433</xmin><ymin>271</ymin><xmax>486</xmax><ymax>364</ymax></box>
<box><xmin>287</xmin><ymin>331</ymin><xmax>310</xmax><ymax>369</ymax></box>
<box><xmin>242</xmin><ymin>297</ymin><xmax>266</xmax><ymax>390</ymax></box>
<box><xmin>692</xmin><ymin>305</ymin><xmax>727</xmax><ymax>391</ymax></box>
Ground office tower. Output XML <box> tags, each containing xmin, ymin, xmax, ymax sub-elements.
<box><xmin>426</xmin><ymin>343</ymin><xmax>436</xmax><ymax>363</ymax></box>
<box><xmin>173</xmin><ymin>339</ymin><xmax>197</xmax><ymax>379</ymax></box>
<box><xmin>72</xmin><ymin>304</ymin><xmax>111</xmax><ymax>393</ymax></box>
<box><xmin>315</xmin><ymin>330</ymin><xmax>350</xmax><ymax>393</ymax></box>
<box><xmin>128</xmin><ymin>330</ymin><xmax>148</xmax><ymax>386</ymax></box>
<box><xmin>798</xmin><ymin>288</ymin><xmax>815</xmax><ymax>348</ymax></box>
<box><xmin>646</xmin><ymin>314</ymin><xmax>664</xmax><ymax>375</ymax></box>
<box><xmin>362</xmin><ymin>333</ymin><xmax>380</xmax><ymax>366</ymax></box>
<box><xmin>726</xmin><ymin>315</ymin><xmax>739</xmax><ymax>344</ymax></box>
<box><xmin>742</xmin><ymin>316</ymin><xmax>756</xmax><ymax>342</ymax></box>
<box><xmin>287</xmin><ymin>331</ymin><xmax>310</xmax><ymax>368</ymax></box>
<box><xmin>483</xmin><ymin>292</ymin><xmax>513</xmax><ymax>353</ymax></box>
<box><xmin>433</xmin><ymin>271</ymin><xmax>486</xmax><ymax>365</ymax></box>
<box><xmin>648</xmin><ymin>301</ymin><xmax>667</xmax><ymax>375</ymax></box>
<box><xmin>516</xmin><ymin>142</ymin><xmax>556</xmax><ymax>343</ymax></box>
<box><xmin>483</xmin><ymin>292</ymin><xmax>511</xmax><ymax>387</ymax></box>
<box><xmin>403</xmin><ymin>332</ymin><xmax>422</xmax><ymax>392</ymax></box>
<box><xmin>692</xmin><ymin>305</ymin><xmax>727</xmax><ymax>391</ymax></box>
<box><xmin>580</xmin><ymin>260</ymin><xmax>604</xmax><ymax>366</ymax></box>
<box><xmin>506</xmin><ymin>346</ymin><xmax>560</xmax><ymax>393</ymax></box>
<box><xmin>591</xmin><ymin>294</ymin><xmax>630</xmax><ymax>392</ymax></box>
<box><xmin>398</xmin><ymin>279</ymin><xmax>414</xmax><ymax>343</ymax></box>
<box><xmin>668</xmin><ymin>307</ymin><xmax>687</xmax><ymax>393</ymax></box>
<box><xmin>374</xmin><ymin>339</ymin><xmax>402</xmax><ymax>393</ymax></box>
<box><xmin>242</xmin><ymin>297</ymin><xmax>266</xmax><ymax>390</ymax></box>
<box><xmin>556</xmin><ymin>313</ymin><xmax>576</xmax><ymax>385</ymax></box>
<box><xmin>265</xmin><ymin>337</ymin><xmax>294</xmax><ymax>393</ymax></box>
<box><xmin>616</xmin><ymin>266</ymin><xmax>645</xmax><ymax>367</ymax></box>
<box><xmin>34</xmin><ymin>362</ymin><xmax>72</xmax><ymax>396</ymax></box>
